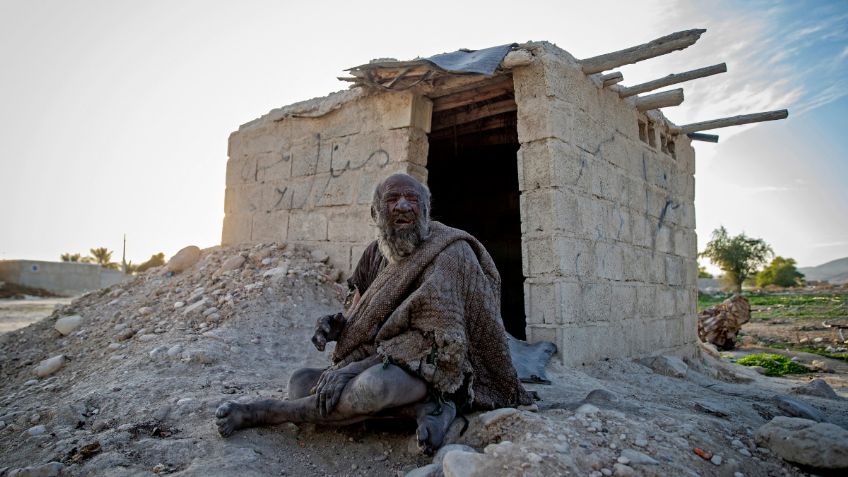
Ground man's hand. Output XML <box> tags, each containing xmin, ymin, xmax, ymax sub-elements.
<box><xmin>311</xmin><ymin>312</ymin><xmax>345</xmax><ymax>351</ymax></box>
<box><xmin>312</xmin><ymin>366</ymin><xmax>358</xmax><ymax>417</ymax></box>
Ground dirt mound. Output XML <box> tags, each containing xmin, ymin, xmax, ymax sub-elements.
<box><xmin>1</xmin><ymin>243</ymin><xmax>848</xmax><ymax>476</ymax></box>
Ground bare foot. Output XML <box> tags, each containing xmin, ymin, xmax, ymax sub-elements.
<box><xmin>215</xmin><ymin>401</ymin><xmax>252</xmax><ymax>437</ymax></box>
<box><xmin>415</xmin><ymin>399</ymin><xmax>457</xmax><ymax>455</ymax></box>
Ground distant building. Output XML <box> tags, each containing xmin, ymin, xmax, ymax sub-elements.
<box><xmin>0</xmin><ymin>260</ymin><xmax>127</xmax><ymax>296</ymax></box>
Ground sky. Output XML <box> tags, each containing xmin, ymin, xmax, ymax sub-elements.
<box><xmin>0</xmin><ymin>0</ymin><xmax>845</xmax><ymax>271</ymax></box>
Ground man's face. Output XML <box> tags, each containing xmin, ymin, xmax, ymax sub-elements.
<box><xmin>381</xmin><ymin>175</ymin><xmax>423</xmax><ymax>232</ymax></box>
<box><xmin>373</xmin><ymin>174</ymin><xmax>430</xmax><ymax>262</ymax></box>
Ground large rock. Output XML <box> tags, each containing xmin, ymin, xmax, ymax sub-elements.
<box><xmin>772</xmin><ymin>395</ymin><xmax>825</xmax><ymax>422</ymax></box>
<box><xmin>165</xmin><ymin>246</ymin><xmax>201</xmax><ymax>273</ymax></box>
<box><xmin>637</xmin><ymin>355</ymin><xmax>688</xmax><ymax>378</ymax></box>
<box><xmin>791</xmin><ymin>379</ymin><xmax>841</xmax><ymax>400</ymax></box>
<box><xmin>7</xmin><ymin>462</ymin><xmax>64</xmax><ymax>477</ymax></box>
<box><xmin>33</xmin><ymin>355</ymin><xmax>65</xmax><ymax>377</ymax></box>
<box><xmin>54</xmin><ymin>315</ymin><xmax>83</xmax><ymax>335</ymax></box>
<box><xmin>755</xmin><ymin>416</ymin><xmax>848</xmax><ymax>470</ymax></box>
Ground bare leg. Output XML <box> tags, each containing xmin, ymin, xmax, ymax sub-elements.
<box><xmin>287</xmin><ymin>367</ymin><xmax>322</xmax><ymax>400</ymax></box>
<box><xmin>414</xmin><ymin>398</ymin><xmax>457</xmax><ymax>455</ymax></box>
<box><xmin>216</xmin><ymin>364</ymin><xmax>427</xmax><ymax>436</ymax></box>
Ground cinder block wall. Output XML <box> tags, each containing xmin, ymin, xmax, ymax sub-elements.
<box><xmin>222</xmin><ymin>90</ymin><xmax>432</xmax><ymax>273</ymax></box>
<box><xmin>513</xmin><ymin>43</ymin><xmax>699</xmax><ymax>365</ymax></box>
<box><xmin>0</xmin><ymin>260</ymin><xmax>128</xmax><ymax>296</ymax></box>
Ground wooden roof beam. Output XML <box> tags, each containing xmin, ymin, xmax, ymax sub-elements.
<box><xmin>431</xmin><ymin>99</ymin><xmax>517</xmax><ymax>131</ymax></box>
<box><xmin>619</xmin><ymin>63</ymin><xmax>727</xmax><ymax>98</ymax></box>
<box><xmin>600</xmin><ymin>72</ymin><xmax>623</xmax><ymax>87</ymax></box>
<box><xmin>687</xmin><ymin>133</ymin><xmax>719</xmax><ymax>143</ymax></box>
<box><xmin>580</xmin><ymin>29</ymin><xmax>706</xmax><ymax>74</ymax></box>
<box><xmin>672</xmin><ymin>109</ymin><xmax>789</xmax><ymax>134</ymax></box>
<box><xmin>634</xmin><ymin>88</ymin><xmax>684</xmax><ymax>111</ymax></box>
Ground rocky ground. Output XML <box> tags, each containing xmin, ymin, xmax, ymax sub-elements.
<box><xmin>0</xmin><ymin>298</ymin><xmax>74</xmax><ymax>334</ymax></box>
<box><xmin>1</xmin><ymin>244</ymin><xmax>846</xmax><ymax>477</ymax></box>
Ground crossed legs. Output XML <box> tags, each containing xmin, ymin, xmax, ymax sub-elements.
<box><xmin>215</xmin><ymin>364</ymin><xmax>457</xmax><ymax>453</ymax></box>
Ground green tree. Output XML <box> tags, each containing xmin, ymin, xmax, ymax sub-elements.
<box><xmin>700</xmin><ymin>226</ymin><xmax>773</xmax><ymax>294</ymax></box>
<box><xmin>89</xmin><ymin>247</ymin><xmax>120</xmax><ymax>270</ymax></box>
<box><xmin>60</xmin><ymin>253</ymin><xmax>81</xmax><ymax>262</ymax></box>
<box><xmin>756</xmin><ymin>256</ymin><xmax>805</xmax><ymax>288</ymax></box>
<box><xmin>698</xmin><ymin>265</ymin><xmax>713</xmax><ymax>279</ymax></box>
<box><xmin>135</xmin><ymin>253</ymin><xmax>166</xmax><ymax>273</ymax></box>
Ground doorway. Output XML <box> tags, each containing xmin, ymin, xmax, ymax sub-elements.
<box><xmin>425</xmin><ymin>77</ymin><xmax>525</xmax><ymax>339</ymax></box>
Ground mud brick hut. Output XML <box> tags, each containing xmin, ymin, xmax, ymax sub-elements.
<box><xmin>221</xmin><ymin>30</ymin><xmax>787</xmax><ymax>365</ymax></box>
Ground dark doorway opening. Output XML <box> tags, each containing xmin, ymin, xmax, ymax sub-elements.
<box><xmin>426</xmin><ymin>78</ymin><xmax>525</xmax><ymax>339</ymax></box>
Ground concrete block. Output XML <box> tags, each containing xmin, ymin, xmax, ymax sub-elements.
<box><xmin>685</xmin><ymin>259</ymin><xmax>698</xmax><ymax>286</ymax></box>
<box><xmin>560</xmin><ymin>323</ymin><xmax>607</xmax><ymax>365</ymax></box>
<box><xmin>522</xmin><ymin>236</ymin><xmax>557</xmax><ymax>277</ymax></box>
<box><xmin>539</xmin><ymin>52</ymin><xmax>602</xmax><ymax>119</ymax></box>
<box><xmin>656</xmin><ymin>287</ymin><xmax>676</xmax><ymax>318</ymax></box>
<box><xmin>314</xmin><ymin>173</ymin><xmax>356</xmax><ymax>207</ymax></box>
<box><xmin>255</xmin><ymin>151</ymin><xmax>292</xmax><ymax>182</ymax></box>
<box><xmin>290</xmin><ymin>135</ymin><xmax>323</xmax><ymax>177</ymax></box>
<box><xmin>682</xmin><ymin>312</ymin><xmax>698</xmax><ymax>343</ymax></box>
<box><xmin>630</xmin><ymin>211</ymin><xmax>652</xmax><ymax>249</ymax></box>
<box><xmin>571</xmin><ymin>112</ymin><xmax>610</xmax><ymax>156</ymax></box>
<box><xmin>524</xmin><ymin>280</ymin><xmax>557</xmax><ymax>325</ymax></box>
<box><xmin>557</xmin><ymin>280</ymin><xmax>583</xmax><ymax>324</ymax></box>
<box><xmin>595</xmin><ymin>242</ymin><xmax>624</xmax><ymax>281</ymax></box>
<box><xmin>589</xmin><ymin>159</ymin><xmax>624</xmax><ymax>203</ymax></box>
<box><xmin>622</xmin><ymin>246</ymin><xmax>648</xmax><ymax>282</ymax></box>
<box><xmin>226</xmin><ymin>156</ymin><xmax>257</xmax><ymax>186</ymax></box>
<box><xmin>648</xmin><ymin>252</ymin><xmax>666</xmax><ymax>284</ymax></box>
<box><xmin>288</xmin><ymin>211</ymin><xmax>328</xmax><ymax>241</ymax></box>
<box><xmin>519</xmin><ymin>188</ymin><xmax>579</xmax><ymax>237</ymax></box>
<box><xmin>382</xmin><ymin>92</ymin><xmax>433</xmax><ymax>133</ymax></box>
<box><xmin>526</xmin><ymin>325</ymin><xmax>560</xmax><ymax>350</ymax></box>
<box><xmin>517</xmin><ymin>138</ymin><xmax>590</xmax><ymax>192</ymax></box>
<box><xmin>582</xmin><ymin>282</ymin><xmax>612</xmax><ymax>322</ymax></box>
<box><xmin>516</xmin><ymin>96</ymin><xmax>576</xmax><ymax>144</ymax></box>
<box><xmin>240</xmin><ymin>125</ymin><xmax>285</xmax><ymax>156</ymax></box>
<box><xmin>676</xmin><ymin>287</ymin><xmax>694</xmax><ymax>315</ymax></box>
<box><xmin>677</xmin><ymin>141</ymin><xmax>696</xmax><ymax>175</ymax></box>
<box><xmin>636</xmin><ymin>285</ymin><xmax>656</xmax><ymax>317</ymax></box>
<box><xmin>221</xmin><ymin>213</ymin><xmax>253</xmax><ymax>245</ymax></box>
<box><xmin>555</xmin><ymin>236</ymin><xmax>596</xmax><ymax>280</ymax></box>
<box><xmin>611</xmin><ymin>205</ymin><xmax>632</xmax><ymax>243</ymax></box>
<box><xmin>577</xmin><ymin>194</ymin><xmax>612</xmax><ymax>241</ymax></box>
<box><xmin>611</xmin><ymin>284</ymin><xmax>636</xmax><ymax>319</ymax></box>
<box><xmin>224</xmin><ymin>185</ymin><xmax>262</xmax><ymax>214</ymax></box>
<box><xmin>681</xmin><ymin>202</ymin><xmax>696</xmax><ymax>229</ymax></box>
<box><xmin>251</xmin><ymin>210</ymin><xmax>288</xmax><ymax>243</ymax></box>
<box><xmin>328</xmin><ymin>207</ymin><xmax>374</xmax><ymax>243</ymax></box>
<box><xmin>655</xmin><ymin>225</ymin><xmax>673</xmax><ymax>254</ymax></box>
<box><xmin>626</xmin><ymin>176</ymin><xmax>648</xmax><ymax>214</ymax></box>
<box><xmin>665</xmin><ymin>255</ymin><xmax>684</xmax><ymax>287</ymax></box>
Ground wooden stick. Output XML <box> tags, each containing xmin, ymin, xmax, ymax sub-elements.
<box><xmin>431</xmin><ymin>99</ymin><xmax>517</xmax><ymax>130</ymax></box>
<box><xmin>619</xmin><ymin>63</ymin><xmax>727</xmax><ymax>97</ymax></box>
<box><xmin>580</xmin><ymin>29</ymin><xmax>706</xmax><ymax>74</ymax></box>
<box><xmin>634</xmin><ymin>88</ymin><xmax>684</xmax><ymax>111</ymax></box>
<box><xmin>432</xmin><ymin>76</ymin><xmax>514</xmax><ymax>112</ymax></box>
<box><xmin>687</xmin><ymin>132</ymin><xmax>719</xmax><ymax>143</ymax></box>
<box><xmin>601</xmin><ymin>72</ymin><xmax>624</xmax><ymax>87</ymax></box>
<box><xmin>673</xmin><ymin>109</ymin><xmax>788</xmax><ymax>133</ymax></box>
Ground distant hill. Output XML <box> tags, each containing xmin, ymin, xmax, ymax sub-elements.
<box><xmin>799</xmin><ymin>257</ymin><xmax>848</xmax><ymax>284</ymax></box>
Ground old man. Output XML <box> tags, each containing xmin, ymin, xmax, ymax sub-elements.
<box><xmin>216</xmin><ymin>173</ymin><xmax>531</xmax><ymax>452</ymax></box>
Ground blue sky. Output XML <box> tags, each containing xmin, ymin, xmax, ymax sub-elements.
<box><xmin>0</xmin><ymin>0</ymin><xmax>845</xmax><ymax>269</ymax></box>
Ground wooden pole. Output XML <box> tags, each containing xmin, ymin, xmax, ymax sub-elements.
<box><xmin>687</xmin><ymin>132</ymin><xmax>719</xmax><ymax>143</ymax></box>
<box><xmin>673</xmin><ymin>110</ymin><xmax>788</xmax><ymax>133</ymax></box>
<box><xmin>634</xmin><ymin>88</ymin><xmax>684</xmax><ymax>111</ymax></box>
<box><xmin>580</xmin><ymin>29</ymin><xmax>706</xmax><ymax>74</ymax></box>
<box><xmin>619</xmin><ymin>63</ymin><xmax>727</xmax><ymax>97</ymax></box>
<box><xmin>601</xmin><ymin>72</ymin><xmax>623</xmax><ymax>87</ymax></box>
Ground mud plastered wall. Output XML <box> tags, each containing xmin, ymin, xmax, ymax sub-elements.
<box><xmin>514</xmin><ymin>42</ymin><xmax>699</xmax><ymax>365</ymax></box>
<box><xmin>222</xmin><ymin>91</ymin><xmax>431</xmax><ymax>273</ymax></box>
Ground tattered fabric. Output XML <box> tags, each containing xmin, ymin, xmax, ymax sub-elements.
<box><xmin>332</xmin><ymin>221</ymin><xmax>532</xmax><ymax>410</ymax></box>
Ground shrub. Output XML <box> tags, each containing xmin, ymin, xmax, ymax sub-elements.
<box><xmin>735</xmin><ymin>353</ymin><xmax>810</xmax><ymax>376</ymax></box>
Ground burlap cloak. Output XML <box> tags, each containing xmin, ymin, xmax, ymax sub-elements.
<box><xmin>331</xmin><ymin>221</ymin><xmax>532</xmax><ymax>410</ymax></box>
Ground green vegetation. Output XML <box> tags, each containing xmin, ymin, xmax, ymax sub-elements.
<box><xmin>756</xmin><ymin>256</ymin><xmax>805</xmax><ymax>288</ymax></box>
<box><xmin>735</xmin><ymin>353</ymin><xmax>810</xmax><ymax>376</ymax></box>
<box><xmin>128</xmin><ymin>253</ymin><xmax>166</xmax><ymax>274</ymax></box>
<box><xmin>699</xmin><ymin>292</ymin><xmax>846</xmax><ymax>318</ymax></box>
<box><xmin>762</xmin><ymin>343</ymin><xmax>848</xmax><ymax>363</ymax></box>
<box><xmin>698</xmin><ymin>265</ymin><xmax>713</xmax><ymax>279</ymax></box>
<box><xmin>700</xmin><ymin>226</ymin><xmax>773</xmax><ymax>294</ymax></box>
